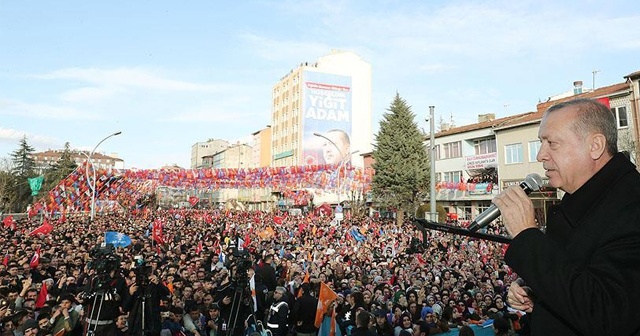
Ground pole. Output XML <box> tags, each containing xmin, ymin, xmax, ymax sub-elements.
<box><xmin>88</xmin><ymin>131</ymin><xmax>122</xmax><ymax>221</ymax></box>
<box><xmin>429</xmin><ymin>106</ymin><xmax>436</xmax><ymax>221</ymax></box>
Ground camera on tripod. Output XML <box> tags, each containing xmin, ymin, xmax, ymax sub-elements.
<box><xmin>87</xmin><ymin>244</ymin><xmax>121</xmax><ymax>292</ymax></box>
<box><xmin>231</xmin><ymin>247</ymin><xmax>252</xmax><ymax>286</ymax></box>
<box><xmin>132</xmin><ymin>256</ymin><xmax>154</xmax><ymax>287</ymax></box>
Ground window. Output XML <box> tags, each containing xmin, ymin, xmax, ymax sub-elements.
<box><xmin>432</xmin><ymin>145</ymin><xmax>441</xmax><ymax>160</ymax></box>
<box><xmin>528</xmin><ymin>140</ymin><xmax>541</xmax><ymax>162</ymax></box>
<box><xmin>612</xmin><ymin>106</ymin><xmax>628</xmax><ymax>128</ymax></box>
<box><xmin>435</xmin><ymin>172</ymin><xmax>442</xmax><ymax>182</ymax></box>
<box><xmin>443</xmin><ymin>171</ymin><xmax>462</xmax><ymax>183</ymax></box>
<box><xmin>505</xmin><ymin>143</ymin><xmax>523</xmax><ymax>164</ymax></box>
<box><xmin>474</xmin><ymin>138</ymin><xmax>496</xmax><ymax>155</ymax></box>
<box><xmin>442</xmin><ymin>141</ymin><xmax>462</xmax><ymax>159</ymax></box>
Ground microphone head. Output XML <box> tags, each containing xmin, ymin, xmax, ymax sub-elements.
<box><xmin>524</xmin><ymin>173</ymin><xmax>543</xmax><ymax>191</ymax></box>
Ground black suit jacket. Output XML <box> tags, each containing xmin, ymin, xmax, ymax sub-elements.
<box><xmin>505</xmin><ymin>153</ymin><xmax>640</xmax><ymax>335</ymax></box>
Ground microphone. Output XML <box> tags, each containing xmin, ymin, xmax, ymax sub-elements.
<box><xmin>467</xmin><ymin>173</ymin><xmax>543</xmax><ymax>232</ymax></box>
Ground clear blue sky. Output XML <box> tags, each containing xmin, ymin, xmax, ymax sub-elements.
<box><xmin>1</xmin><ymin>0</ymin><xmax>639</xmax><ymax>169</ymax></box>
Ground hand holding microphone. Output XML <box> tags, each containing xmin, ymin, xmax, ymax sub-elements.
<box><xmin>468</xmin><ymin>173</ymin><xmax>543</xmax><ymax>234</ymax></box>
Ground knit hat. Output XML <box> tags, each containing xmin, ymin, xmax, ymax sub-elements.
<box><xmin>420</xmin><ymin>307</ymin><xmax>434</xmax><ymax>320</ymax></box>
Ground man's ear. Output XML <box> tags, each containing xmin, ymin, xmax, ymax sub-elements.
<box><xmin>589</xmin><ymin>133</ymin><xmax>607</xmax><ymax>160</ymax></box>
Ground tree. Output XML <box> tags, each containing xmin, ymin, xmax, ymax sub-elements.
<box><xmin>372</xmin><ymin>93</ymin><xmax>430</xmax><ymax>226</ymax></box>
<box><xmin>9</xmin><ymin>136</ymin><xmax>37</xmax><ymax>212</ymax></box>
<box><xmin>10</xmin><ymin>135</ymin><xmax>36</xmax><ymax>177</ymax></box>
<box><xmin>0</xmin><ymin>158</ymin><xmax>16</xmax><ymax>213</ymax></box>
<box><xmin>42</xmin><ymin>142</ymin><xmax>78</xmax><ymax>195</ymax></box>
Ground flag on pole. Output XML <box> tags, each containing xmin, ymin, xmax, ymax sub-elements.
<box><xmin>249</xmin><ymin>274</ymin><xmax>257</xmax><ymax>312</ymax></box>
<box><xmin>30</xmin><ymin>247</ymin><xmax>41</xmax><ymax>269</ymax></box>
<box><xmin>105</xmin><ymin>231</ymin><xmax>132</xmax><ymax>248</ymax></box>
<box><xmin>3</xmin><ymin>215</ymin><xmax>15</xmax><ymax>229</ymax></box>
<box><xmin>315</xmin><ymin>282</ymin><xmax>338</xmax><ymax>329</ymax></box>
<box><xmin>152</xmin><ymin>219</ymin><xmax>164</xmax><ymax>244</ymax></box>
<box><xmin>35</xmin><ymin>280</ymin><xmax>48</xmax><ymax>308</ymax></box>
<box><xmin>29</xmin><ymin>220</ymin><xmax>54</xmax><ymax>236</ymax></box>
<box><xmin>196</xmin><ymin>241</ymin><xmax>203</xmax><ymax>255</ymax></box>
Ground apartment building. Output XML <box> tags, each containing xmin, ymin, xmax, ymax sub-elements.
<box><xmin>32</xmin><ymin>149</ymin><xmax>124</xmax><ymax>174</ymax></box>
<box><xmin>190</xmin><ymin>139</ymin><xmax>229</xmax><ymax>168</ymax></box>
<box><xmin>433</xmin><ymin>70</ymin><xmax>640</xmax><ymax>226</ymax></box>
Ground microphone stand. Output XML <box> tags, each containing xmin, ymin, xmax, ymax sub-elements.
<box><xmin>413</xmin><ymin>218</ymin><xmax>512</xmax><ymax>244</ymax></box>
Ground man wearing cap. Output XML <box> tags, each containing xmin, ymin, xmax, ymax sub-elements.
<box><xmin>205</xmin><ymin>302</ymin><xmax>227</xmax><ymax>336</ymax></box>
<box><xmin>266</xmin><ymin>287</ymin><xmax>289</xmax><ymax>336</ymax></box>
<box><xmin>373</xmin><ymin>309</ymin><xmax>393</xmax><ymax>336</ymax></box>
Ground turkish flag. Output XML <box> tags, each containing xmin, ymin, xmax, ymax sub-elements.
<box><xmin>152</xmin><ymin>219</ymin><xmax>164</xmax><ymax>244</ymax></box>
<box><xmin>274</xmin><ymin>216</ymin><xmax>283</xmax><ymax>225</ymax></box>
<box><xmin>195</xmin><ymin>241</ymin><xmax>203</xmax><ymax>255</ymax></box>
<box><xmin>35</xmin><ymin>280</ymin><xmax>48</xmax><ymax>308</ymax></box>
<box><xmin>3</xmin><ymin>215</ymin><xmax>15</xmax><ymax>229</ymax></box>
<box><xmin>30</xmin><ymin>247</ymin><xmax>41</xmax><ymax>269</ymax></box>
<box><xmin>29</xmin><ymin>220</ymin><xmax>54</xmax><ymax>237</ymax></box>
<box><xmin>188</xmin><ymin>196</ymin><xmax>199</xmax><ymax>206</ymax></box>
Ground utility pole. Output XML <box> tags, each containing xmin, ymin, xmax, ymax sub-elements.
<box><xmin>429</xmin><ymin>106</ymin><xmax>436</xmax><ymax>221</ymax></box>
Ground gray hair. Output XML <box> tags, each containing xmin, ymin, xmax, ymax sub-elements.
<box><xmin>545</xmin><ymin>98</ymin><xmax>618</xmax><ymax>155</ymax></box>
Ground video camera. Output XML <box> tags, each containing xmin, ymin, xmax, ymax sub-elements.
<box><xmin>88</xmin><ymin>244</ymin><xmax>121</xmax><ymax>274</ymax></box>
<box><xmin>231</xmin><ymin>247</ymin><xmax>252</xmax><ymax>287</ymax></box>
<box><xmin>133</xmin><ymin>256</ymin><xmax>154</xmax><ymax>287</ymax></box>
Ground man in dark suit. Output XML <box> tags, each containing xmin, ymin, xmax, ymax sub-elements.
<box><xmin>291</xmin><ymin>283</ymin><xmax>318</xmax><ymax>336</ymax></box>
<box><xmin>498</xmin><ymin>98</ymin><xmax>640</xmax><ymax>335</ymax></box>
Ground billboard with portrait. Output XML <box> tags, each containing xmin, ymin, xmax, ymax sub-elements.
<box><xmin>301</xmin><ymin>70</ymin><xmax>353</xmax><ymax>166</ymax></box>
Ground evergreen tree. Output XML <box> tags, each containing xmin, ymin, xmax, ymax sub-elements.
<box><xmin>10</xmin><ymin>135</ymin><xmax>36</xmax><ymax>177</ymax></box>
<box><xmin>372</xmin><ymin>93</ymin><xmax>430</xmax><ymax>225</ymax></box>
<box><xmin>43</xmin><ymin>142</ymin><xmax>78</xmax><ymax>195</ymax></box>
<box><xmin>8</xmin><ymin>136</ymin><xmax>37</xmax><ymax>212</ymax></box>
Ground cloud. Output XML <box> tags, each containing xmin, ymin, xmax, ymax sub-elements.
<box><xmin>0</xmin><ymin>127</ymin><xmax>61</xmax><ymax>149</ymax></box>
<box><xmin>60</xmin><ymin>86</ymin><xmax>120</xmax><ymax>103</ymax></box>
<box><xmin>33</xmin><ymin>67</ymin><xmax>228</xmax><ymax>93</ymax></box>
<box><xmin>240</xmin><ymin>33</ymin><xmax>332</xmax><ymax>62</ymax></box>
<box><xmin>418</xmin><ymin>63</ymin><xmax>453</xmax><ymax>74</ymax></box>
<box><xmin>0</xmin><ymin>99</ymin><xmax>100</xmax><ymax>120</ymax></box>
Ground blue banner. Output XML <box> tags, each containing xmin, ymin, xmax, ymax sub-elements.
<box><xmin>105</xmin><ymin>231</ymin><xmax>132</xmax><ymax>248</ymax></box>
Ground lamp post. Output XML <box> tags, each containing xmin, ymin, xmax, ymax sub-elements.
<box><xmin>86</xmin><ymin>131</ymin><xmax>122</xmax><ymax>221</ymax></box>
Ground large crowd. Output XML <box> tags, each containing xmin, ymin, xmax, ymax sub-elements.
<box><xmin>0</xmin><ymin>209</ymin><xmax>525</xmax><ymax>336</ymax></box>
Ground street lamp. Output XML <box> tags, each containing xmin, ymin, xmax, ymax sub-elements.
<box><xmin>86</xmin><ymin>131</ymin><xmax>122</xmax><ymax>221</ymax></box>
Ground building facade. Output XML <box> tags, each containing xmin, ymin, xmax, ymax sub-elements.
<box><xmin>32</xmin><ymin>150</ymin><xmax>124</xmax><ymax>174</ymax></box>
<box><xmin>431</xmin><ymin>73</ymin><xmax>640</xmax><ymax>227</ymax></box>
<box><xmin>190</xmin><ymin>139</ymin><xmax>229</xmax><ymax>168</ymax></box>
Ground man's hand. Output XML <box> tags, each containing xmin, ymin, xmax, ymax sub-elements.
<box><xmin>129</xmin><ymin>284</ymin><xmax>138</xmax><ymax>296</ymax></box>
<box><xmin>492</xmin><ymin>185</ymin><xmax>537</xmax><ymax>237</ymax></box>
<box><xmin>507</xmin><ymin>281</ymin><xmax>534</xmax><ymax>313</ymax></box>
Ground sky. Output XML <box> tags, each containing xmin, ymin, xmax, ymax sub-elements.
<box><xmin>1</xmin><ymin>0</ymin><xmax>639</xmax><ymax>169</ymax></box>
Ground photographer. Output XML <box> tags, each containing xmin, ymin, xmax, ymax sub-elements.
<box><xmin>79</xmin><ymin>244</ymin><xmax>128</xmax><ymax>336</ymax></box>
<box><xmin>124</xmin><ymin>264</ymin><xmax>171</xmax><ymax>336</ymax></box>
<box><xmin>215</xmin><ymin>248</ymin><xmax>253</xmax><ymax>336</ymax></box>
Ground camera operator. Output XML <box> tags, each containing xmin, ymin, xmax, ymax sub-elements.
<box><xmin>215</xmin><ymin>248</ymin><xmax>253</xmax><ymax>336</ymax></box>
<box><xmin>78</xmin><ymin>244</ymin><xmax>128</xmax><ymax>336</ymax></box>
<box><xmin>124</xmin><ymin>264</ymin><xmax>171</xmax><ymax>336</ymax></box>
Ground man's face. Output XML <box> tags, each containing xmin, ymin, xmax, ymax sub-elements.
<box><xmin>116</xmin><ymin>315</ymin><xmax>127</xmax><ymax>328</ymax></box>
<box><xmin>537</xmin><ymin>106</ymin><xmax>597</xmax><ymax>194</ymax></box>
<box><xmin>321</xmin><ymin>131</ymin><xmax>350</xmax><ymax>165</ymax></box>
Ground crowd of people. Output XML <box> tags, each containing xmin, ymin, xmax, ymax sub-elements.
<box><xmin>0</xmin><ymin>208</ymin><xmax>523</xmax><ymax>336</ymax></box>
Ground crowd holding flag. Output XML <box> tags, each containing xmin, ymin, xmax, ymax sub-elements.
<box><xmin>315</xmin><ymin>282</ymin><xmax>341</xmax><ymax>336</ymax></box>
<box><xmin>105</xmin><ymin>231</ymin><xmax>133</xmax><ymax>248</ymax></box>
<box><xmin>30</xmin><ymin>247</ymin><xmax>41</xmax><ymax>269</ymax></box>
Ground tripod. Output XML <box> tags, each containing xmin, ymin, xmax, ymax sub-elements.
<box><xmin>84</xmin><ymin>291</ymin><xmax>107</xmax><ymax>336</ymax></box>
<box><xmin>227</xmin><ymin>281</ymin><xmax>249</xmax><ymax>336</ymax></box>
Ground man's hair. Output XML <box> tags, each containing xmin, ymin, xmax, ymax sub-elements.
<box><xmin>356</xmin><ymin>310</ymin><xmax>371</xmax><ymax>328</ymax></box>
<box><xmin>546</xmin><ymin>98</ymin><xmax>618</xmax><ymax>155</ymax></box>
